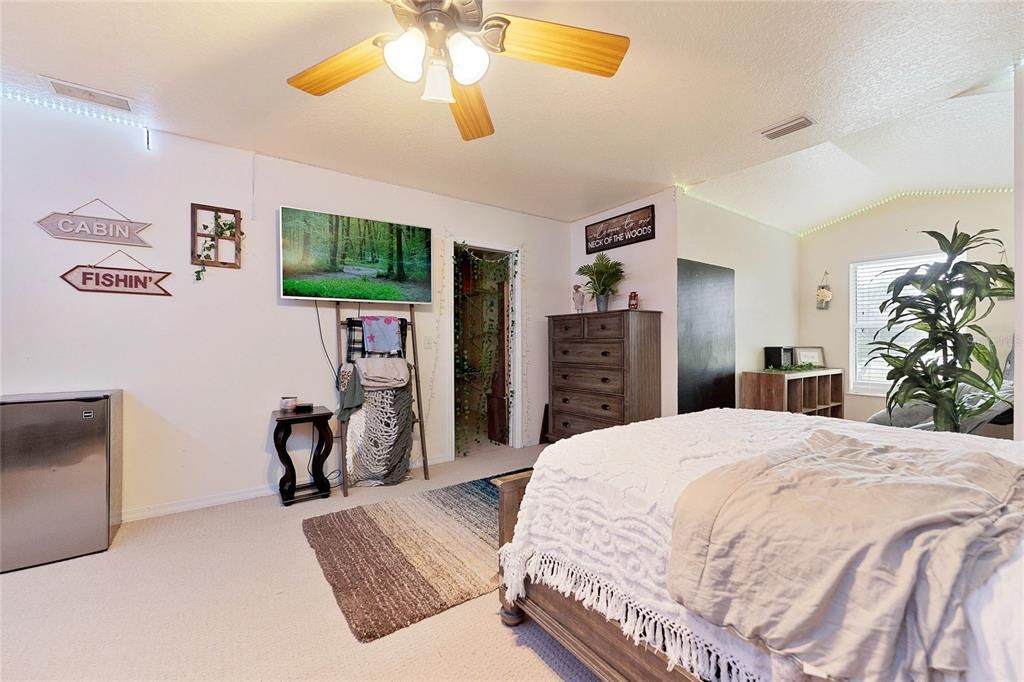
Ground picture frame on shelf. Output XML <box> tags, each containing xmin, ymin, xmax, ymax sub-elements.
<box><xmin>793</xmin><ymin>346</ymin><xmax>826</xmax><ymax>367</ymax></box>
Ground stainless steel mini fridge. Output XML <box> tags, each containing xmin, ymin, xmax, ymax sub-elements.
<box><xmin>1</xmin><ymin>390</ymin><xmax>122</xmax><ymax>572</ymax></box>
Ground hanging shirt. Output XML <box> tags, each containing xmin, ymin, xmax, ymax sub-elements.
<box><xmin>360</xmin><ymin>316</ymin><xmax>403</xmax><ymax>354</ymax></box>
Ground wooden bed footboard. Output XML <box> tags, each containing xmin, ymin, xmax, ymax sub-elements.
<box><xmin>492</xmin><ymin>470</ymin><xmax>698</xmax><ymax>682</ymax></box>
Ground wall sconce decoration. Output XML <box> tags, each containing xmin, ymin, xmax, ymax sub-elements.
<box><xmin>816</xmin><ymin>270</ymin><xmax>832</xmax><ymax>310</ymax></box>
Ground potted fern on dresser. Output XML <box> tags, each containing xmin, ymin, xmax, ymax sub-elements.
<box><xmin>576</xmin><ymin>253</ymin><xmax>625</xmax><ymax>313</ymax></box>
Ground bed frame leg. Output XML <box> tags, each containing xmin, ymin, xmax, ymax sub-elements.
<box><xmin>500</xmin><ymin>602</ymin><xmax>525</xmax><ymax>627</ymax></box>
<box><xmin>493</xmin><ymin>470</ymin><xmax>533</xmax><ymax>628</ymax></box>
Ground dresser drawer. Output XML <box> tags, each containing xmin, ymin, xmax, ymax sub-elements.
<box><xmin>552</xmin><ymin>340</ymin><xmax>623</xmax><ymax>366</ymax></box>
<box><xmin>551</xmin><ymin>365</ymin><xmax>625</xmax><ymax>394</ymax></box>
<box><xmin>585</xmin><ymin>312</ymin><xmax>625</xmax><ymax>339</ymax></box>
<box><xmin>550</xmin><ymin>409</ymin><xmax>616</xmax><ymax>438</ymax></box>
<box><xmin>551</xmin><ymin>317</ymin><xmax>583</xmax><ymax>339</ymax></box>
<box><xmin>552</xmin><ymin>388</ymin><xmax>624</xmax><ymax>422</ymax></box>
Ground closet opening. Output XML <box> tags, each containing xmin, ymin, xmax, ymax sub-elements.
<box><xmin>452</xmin><ymin>243</ymin><xmax>519</xmax><ymax>455</ymax></box>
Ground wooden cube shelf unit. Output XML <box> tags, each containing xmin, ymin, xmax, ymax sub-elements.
<box><xmin>740</xmin><ymin>368</ymin><xmax>845</xmax><ymax>418</ymax></box>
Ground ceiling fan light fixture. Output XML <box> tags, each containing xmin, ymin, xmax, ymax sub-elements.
<box><xmin>447</xmin><ymin>31</ymin><xmax>490</xmax><ymax>86</ymax></box>
<box><xmin>421</xmin><ymin>59</ymin><xmax>455</xmax><ymax>103</ymax></box>
<box><xmin>383</xmin><ymin>27</ymin><xmax>427</xmax><ymax>82</ymax></box>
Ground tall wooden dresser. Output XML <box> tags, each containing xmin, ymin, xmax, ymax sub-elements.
<box><xmin>547</xmin><ymin>310</ymin><xmax>661</xmax><ymax>440</ymax></box>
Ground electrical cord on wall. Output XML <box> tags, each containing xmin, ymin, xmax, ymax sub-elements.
<box><xmin>314</xmin><ymin>300</ymin><xmax>339</xmax><ymax>389</ymax></box>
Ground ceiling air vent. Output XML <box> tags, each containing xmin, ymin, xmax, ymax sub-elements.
<box><xmin>41</xmin><ymin>77</ymin><xmax>133</xmax><ymax>112</ymax></box>
<box><xmin>760</xmin><ymin>114</ymin><xmax>815</xmax><ymax>140</ymax></box>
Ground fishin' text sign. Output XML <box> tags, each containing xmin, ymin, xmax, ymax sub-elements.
<box><xmin>61</xmin><ymin>265</ymin><xmax>171</xmax><ymax>296</ymax></box>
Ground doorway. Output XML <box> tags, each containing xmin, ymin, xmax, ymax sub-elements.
<box><xmin>453</xmin><ymin>243</ymin><xmax>518</xmax><ymax>455</ymax></box>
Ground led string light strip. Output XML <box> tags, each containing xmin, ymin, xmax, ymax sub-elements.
<box><xmin>674</xmin><ymin>184</ymin><xmax>790</xmax><ymax>230</ymax></box>
<box><xmin>2</xmin><ymin>87</ymin><xmax>148</xmax><ymax>129</ymax></box>
<box><xmin>799</xmin><ymin>188</ymin><xmax>1013</xmax><ymax>237</ymax></box>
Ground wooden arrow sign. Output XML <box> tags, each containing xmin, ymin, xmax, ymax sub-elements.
<box><xmin>60</xmin><ymin>265</ymin><xmax>171</xmax><ymax>296</ymax></box>
<box><xmin>37</xmin><ymin>212</ymin><xmax>151</xmax><ymax>247</ymax></box>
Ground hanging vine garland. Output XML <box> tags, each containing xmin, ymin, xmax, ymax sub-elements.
<box><xmin>453</xmin><ymin>242</ymin><xmax>518</xmax><ymax>455</ymax></box>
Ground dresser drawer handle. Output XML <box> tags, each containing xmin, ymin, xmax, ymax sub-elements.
<box><xmin>563</xmin><ymin>326</ymin><xmax>570</xmax><ymax>331</ymax></box>
<box><xmin>561</xmin><ymin>374</ymin><xmax>570</xmax><ymax>380</ymax></box>
<box><xmin>600</xmin><ymin>351</ymin><xmax>610</xmax><ymax>357</ymax></box>
<box><xmin>600</xmin><ymin>324</ymin><xmax>607</xmax><ymax>330</ymax></box>
<box><xmin>562</xmin><ymin>350</ymin><xmax>569</xmax><ymax>355</ymax></box>
<box><xmin>561</xmin><ymin>398</ymin><xmax>569</xmax><ymax>404</ymax></box>
<box><xmin>601</xmin><ymin>404</ymin><xmax>610</xmax><ymax>410</ymax></box>
<box><xmin>600</xmin><ymin>377</ymin><xmax>610</xmax><ymax>383</ymax></box>
<box><xmin>562</xmin><ymin>421</ymin><xmax>570</xmax><ymax>428</ymax></box>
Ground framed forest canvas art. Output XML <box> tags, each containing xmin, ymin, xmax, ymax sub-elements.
<box><xmin>279</xmin><ymin>207</ymin><xmax>433</xmax><ymax>304</ymax></box>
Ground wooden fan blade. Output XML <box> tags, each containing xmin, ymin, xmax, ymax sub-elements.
<box><xmin>489</xmin><ymin>14</ymin><xmax>629</xmax><ymax>77</ymax></box>
<box><xmin>287</xmin><ymin>35</ymin><xmax>386</xmax><ymax>96</ymax></box>
<box><xmin>449</xmin><ymin>81</ymin><xmax>495</xmax><ymax>141</ymax></box>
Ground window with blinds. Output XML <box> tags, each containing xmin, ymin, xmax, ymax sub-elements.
<box><xmin>850</xmin><ymin>252</ymin><xmax>944</xmax><ymax>394</ymax></box>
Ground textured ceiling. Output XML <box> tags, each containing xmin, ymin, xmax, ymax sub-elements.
<box><xmin>2</xmin><ymin>1</ymin><xmax>1023</xmax><ymax>222</ymax></box>
<box><xmin>687</xmin><ymin>89</ymin><xmax>1015</xmax><ymax>233</ymax></box>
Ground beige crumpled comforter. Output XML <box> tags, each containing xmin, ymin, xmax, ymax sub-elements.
<box><xmin>667</xmin><ymin>429</ymin><xmax>1024</xmax><ymax>681</ymax></box>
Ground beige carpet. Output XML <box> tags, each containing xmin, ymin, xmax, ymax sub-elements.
<box><xmin>0</xmin><ymin>445</ymin><xmax>595</xmax><ymax>681</ymax></box>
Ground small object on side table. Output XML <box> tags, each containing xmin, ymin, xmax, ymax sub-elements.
<box><xmin>272</xmin><ymin>405</ymin><xmax>344</xmax><ymax>504</ymax></box>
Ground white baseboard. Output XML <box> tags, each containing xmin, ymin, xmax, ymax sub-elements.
<box><xmin>121</xmin><ymin>445</ymin><xmax>526</xmax><ymax>523</ymax></box>
<box><xmin>120</xmin><ymin>484</ymin><xmax>278</xmax><ymax>523</ymax></box>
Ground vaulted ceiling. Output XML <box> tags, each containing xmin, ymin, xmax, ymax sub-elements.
<box><xmin>2</xmin><ymin>2</ymin><xmax>1022</xmax><ymax>223</ymax></box>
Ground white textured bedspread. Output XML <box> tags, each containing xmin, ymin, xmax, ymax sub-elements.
<box><xmin>499</xmin><ymin>409</ymin><xmax>1024</xmax><ymax>682</ymax></box>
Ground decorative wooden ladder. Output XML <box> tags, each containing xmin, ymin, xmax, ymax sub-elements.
<box><xmin>334</xmin><ymin>303</ymin><xmax>430</xmax><ymax>496</ymax></box>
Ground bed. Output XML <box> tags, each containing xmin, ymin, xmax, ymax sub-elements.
<box><xmin>495</xmin><ymin>409</ymin><xmax>1024</xmax><ymax>682</ymax></box>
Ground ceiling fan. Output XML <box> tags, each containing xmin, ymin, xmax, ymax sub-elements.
<box><xmin>287</xmin><ymin>0</ymin><xmax>630</xmax><ymax>141</ymax></box>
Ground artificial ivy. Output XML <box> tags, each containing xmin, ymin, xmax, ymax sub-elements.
<box><xmin>453</xmin><ymin>242</ymin><xmax>518</xmax><ymax>455</ymax></box>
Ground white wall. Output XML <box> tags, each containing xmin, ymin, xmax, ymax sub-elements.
<box><xmin>1015</xmin><ymin>64</ymin><xmax>1024</xmax><ymax>440</ymax></box>
<box><xmin>568</xmin><ymin>189</ymin><xmax>678</xmax><ymax>415</ymax></box>
<box><xmin>0</xmin><ymin>99</ymin><xmax>569</xmax><ymax>519</ymax></box>
<box><xmin>798</xmin><ymin>193</ymin><xmax>1015</xmax><ymax>422</ymax></box>
<box><xmin>676</xmin><ymin>195</ymin><xmax>801</xmax><ymax>394</ymax></box>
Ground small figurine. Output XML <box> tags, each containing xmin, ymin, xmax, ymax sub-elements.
<box><xmin>628</xmin><ymin>291</ymin><xmax>639</xmax><ymax>310</ymax></box>
<box><xmin>572</xmin><ymin>284</ymin><xmax>585</xmax><ymax>314</ymax></box>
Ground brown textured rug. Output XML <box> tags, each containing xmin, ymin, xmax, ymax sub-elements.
<box><xmin>303</xmin><ymin>478</ymin><xmax>501</xmax><ymax>642</ymax></box>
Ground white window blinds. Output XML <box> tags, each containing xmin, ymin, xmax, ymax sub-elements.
<box><xmin>851</xmin><ymin>253</ymin><xmax>944</xmax><ymax>393</ymax></box>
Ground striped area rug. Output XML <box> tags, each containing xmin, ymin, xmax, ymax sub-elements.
<box><xmin>302</xmin><ymin>477</ymin><xmax>502</xmax><ymax>642</ymax></box>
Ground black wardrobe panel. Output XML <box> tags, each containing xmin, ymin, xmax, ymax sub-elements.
<box><xmin>677</xmin><ymin>259</ymin><xmax>736</xmax><ymax>413</ymax></box>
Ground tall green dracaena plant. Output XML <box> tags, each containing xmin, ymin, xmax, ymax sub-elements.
<box><xmin>576</xmin><ymin>253</ymin><xmax>626</xmax><ymax>298</ymax></box>
<box><xmin>868</xmin><ymin>223</ymin><xmax>1014</xmax><ymax>432</ymax></box>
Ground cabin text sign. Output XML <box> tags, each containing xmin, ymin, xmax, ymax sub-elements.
<box><xmin>37</xmin><ymin>212</ymin><xmax>151</xmax><ymax>247</ymax></box>
<box><xmin>585</xmin><ymin>204</ymin><xmax>655</xmax><ymax>254</ymax></box>
<box><xmin>61</xmin><ymin>265</ymin><xmax>171</xmax><ymax>296</ymax></box>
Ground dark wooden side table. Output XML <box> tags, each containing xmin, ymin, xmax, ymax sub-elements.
<box><xmin>271</xmin><ymin>406</ymin><xmax>340</xmax><ymax>505</ymax></box>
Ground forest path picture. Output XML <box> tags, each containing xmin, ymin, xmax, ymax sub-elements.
<box><xmin>280</xmin><ymin>207</ymin><xmax>432</xmax><ymax>303</ymax></box>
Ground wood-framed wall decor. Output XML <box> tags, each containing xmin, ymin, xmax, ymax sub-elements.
<box><xmin>584</xmin><ymin>204</ymin><xmax>655</xmax><ymax>254</ymax></box>
<box><xmin>191</xmin><ymin>203</ymin><xmax>242</xmax><ymax>277</ymax></box>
